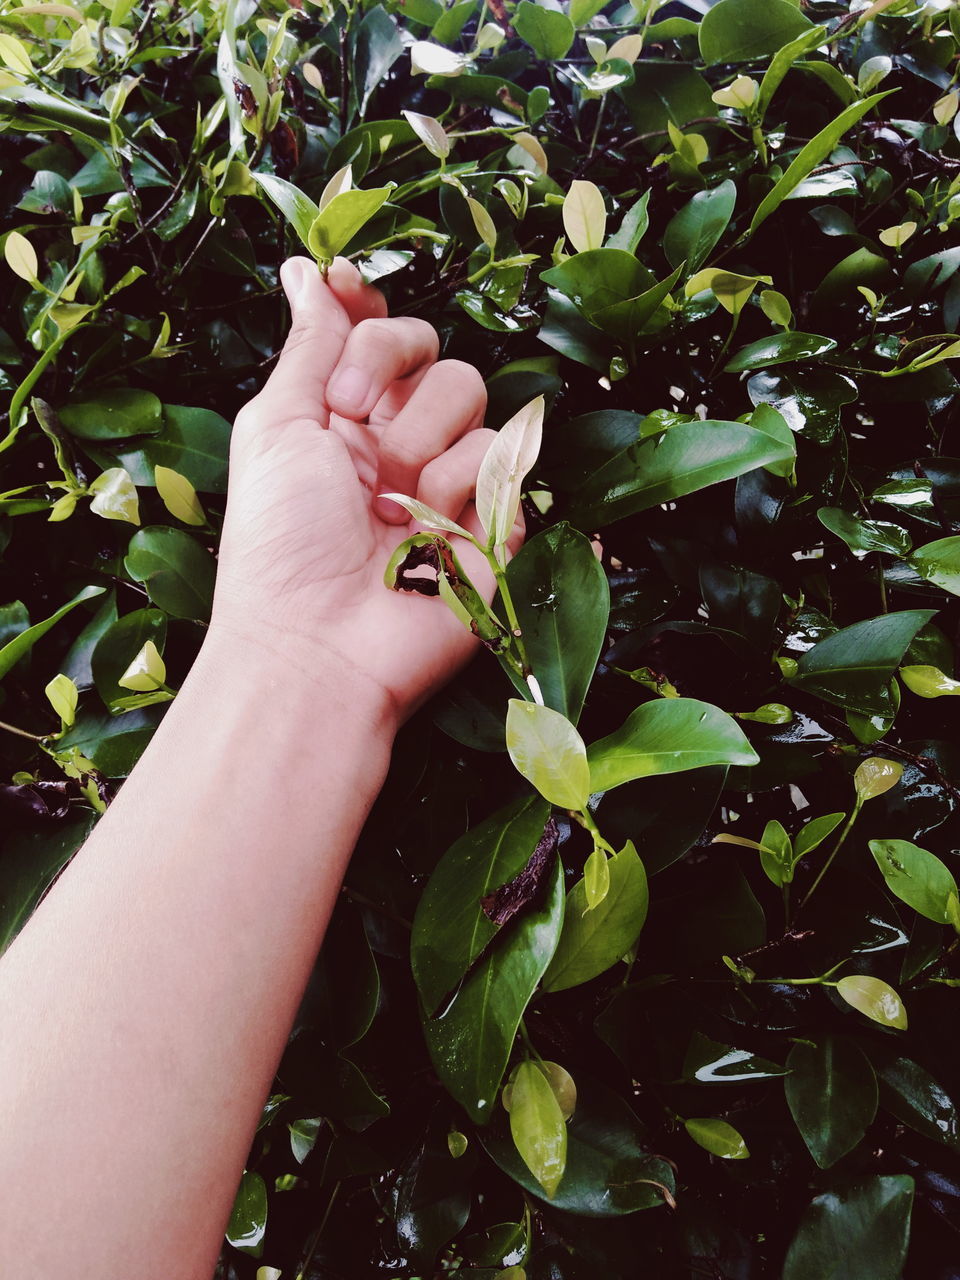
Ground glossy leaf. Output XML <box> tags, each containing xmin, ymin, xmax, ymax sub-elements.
<box><xmin>837</xmin><ymin>975</ymin><xmax>908</xmax><ymax>1030</ymax></box>
<box><xmin>818</xmin><ymin>508</ymin><xmax>912</xmax><ymax>559</ymax></box>
<box><xmin>569</xmin><ymin>420</ymin><xmax>796</xmax><ymax>529</ymax></box>
<box><xmin>509</xmin><ymin>1059</ymin><xmax>567</xmax><ymax>1198</ymax></box>
<box><xmin>225</xmin><ymin>1170</ymin><xmax>267</xmax><ymax>1256</ymax></box>
<box><xmin>251</xmin><ymin>171</ymin><xmax>319</xmax><ymax>249</ymax></box>
<box><xmin>911</xmin><ymin>536</ymin><xmax>960</xmax><ymax>596</ymax></box>
<box><xmin>123</xmin><ymin>525</ymin><xmax>216</xmax><ymax>620</ymax></box>
<box><xmin>785</xmin><ymin>1037</ymin><xmax>878</xmax><ymax>1169</ymax></box>
<box><xmin>379</xmin><ymin>493</ymin><xmax>473</xmax><ymax>540</ymax></box>
<box><xmin>44</xmin><ymin>672</ymin><xmax>78</xmax><ymax>726</ymax></box>
<box><xmin>0</xmin><ymin>585</ymin><xmax>105</xmax><ymax>682</ymax></box>
<box><xmin>401</xmin><ymin>108</ymin><xmax>450</xmax><ymax>159</ymax></box>
<box><xmin>724</xmin><ymin>332</ymin><xmax>837</xmax><ymax>373</ymax></box>
<box><xmin>791</xmin><ymin>610</ymin><xmax>935</xmax><ymax>718</ymax></box>
<box><xmin>513</xmin><ymin>1</ymin><xmax>574</xmax><ymax>59</ymax></box>
<box><xmin>308</xmin><ymin>186</ymin><xmax>393</xmax><ymax>261</ymax></box>
<box><xmin>118</xmin><ymin>639</ymin><xmax>166</xmax><ymax>691</ymax></box>
<box><xmin>59</xmin><ymin>387</ymin><xmax>163</xmax><ymax>440</ymax></box>
<box><xmin>783</xmin><ymin>1176</ymin><xmax>914</xmax><ymax>1280</ymax></box>
<box><xmin>749</xmin><ymin>94</ymin><xmax>893</xmax><ymax>235</ymax></box>
<box><xmin>854</xmin><ymin>757</ymin><xmax>902</xmax><ymax>803</ymax></box>
<box><xmin>878</xmin><ymin>1057</ymin><xmax>960</xmax><ymax>1154</ymax></box>
<box><xmin>699</xmin><ymin>0</ymin><xmax>813</xmax><ymax>65</ymax></box>
<box><xmin>663</xmin><ymin>180</ymin><xmax>736</xmax><ymax>273</ymax></box>
<box><xmin>587</xmin><ymin>698</ymin><xmax>758</xmax><ymax>794</ymax></box>
<box><xmin>543</xmin><ymin>842</ymin><xmax>648</xmax><ymax>992</ymax></box>
<box><xmin>869</xmin><ymin>839</ymin><xmax>959</xmax><ymax>924</ymax></box>
<box><xmin>684</xmin><ymin>1117</ymin><xmax>749</xmax><ymax>1159</ymax></box>
<box><xmin>422</xmin><ymin>854</ymin><xmax>564</xmax><ymax>1124</ymax></box>
<box><xmin>900</xmin><ymin>664</ymin><xmax>960</xmax><ymax>697</ymax></box>
<box><xmin>507</xmin><ymin>523</ymin><xmax>610</xmax><ymax>723</ymax></box>
<box><xmin>506</xmin><ymin>700</ymin><xmax>590</xmax><ymax>810</ymax></box>
<box><xmin>794</xmin><ymin>812</ymin><xmax>845</xmax><ymax>859</ymax></box>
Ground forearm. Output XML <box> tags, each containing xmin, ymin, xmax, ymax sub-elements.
<box><xmin>0</xmin><ymin>628</ymin><xmax>394</xmax><ymax>1279</ymax></box>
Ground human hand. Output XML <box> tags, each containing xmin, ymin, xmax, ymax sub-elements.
<box><xmin>212</xmin><ymin>256</ymin><xmax>521</xmax><ymax>729</ymax></box>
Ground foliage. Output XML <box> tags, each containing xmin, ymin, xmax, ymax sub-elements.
<box><xmin>2</xmin><ymin>0</ymin><xmax>960</xmax><ymax>1274</ymax></box>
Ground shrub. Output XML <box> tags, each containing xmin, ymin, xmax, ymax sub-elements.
<box><xmin>2</xmin><ymin>0</ymin><xmax>960</xmax><ymax>1274</ymax></box>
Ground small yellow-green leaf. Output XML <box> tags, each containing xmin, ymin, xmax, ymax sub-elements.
<box><xmin>684</xmin><ymin>1117</ymin><xmax>750</xmax><ymax>1159</ymax></box>
<box><xmin>857</xmin><ymin>54</ymin><xmax>891</xmax><ymax>93</ymax></box>
<box><xmin>48</xmin><ymin>493</ymin><xmax>78</xmax><ymax>522</ymax></box>
<box><xmin>410</xmin><ymin>40</ymin><xmax>468</xmax><ymax>76</ymax></box>
<box><xmin>318</xmin><ymin>163</ymin><xmax>352</xmax><ymax>212</ymax></box>
<box><xmin>505</xmin><ymin>700</ymin><xmax>590</xmax><ymax>810</ymax></box>
<box><xmin>539</xmin><ymin>1061</ymin><xmax>577</xmax><ymax>1120</ymax></box>
<box><xmin>378</xmin><ymin>493</ymin><xmax>473</xmax><ymax>539</ymax></box>
<box><xmin>837</xmin><ymin>975</ymin><xmax>908</xmax><ymax>1029</ymax></box>
<box><xmin>89</xmin><ymin>467</ymin><xmax>140</xmax><ymax>525</ymax></box>
<box><xmin>5</xmin><ymin>229</ymin><xmax>38</xmax><ymax>282</ymax></box>
<box><xmin>509</xmin><ymin>1059</ymin><xmax>567</xmax><ymax>1198</ymax></box>
<box><xmin>854</xmin><ymin>757</ymin><xmax>902</xmax><ymax>803</ymax></box>
<box><xmin>759</xmin><ymin>289</ymin><xmax>793</xmax><ymax>329</ymax></box>
<box><xmin>583</xmin><ymin>847</ymin><xmax>610</xmax><ymax>910</ymax></box>
<box><xmin>933</xmin><ymin>91</ymin><xmax>958</xmax><ymax>125</ymax></box>
<box><xmin>711</xmin><ymin>75</ymin><xmax>758</xmax><ymax>111</ymax></box>
<box><xmin>879</xmin><ymin>222</ymin><xmax>917</xmax><ymax>249</ymax></box>
<box><xmin>685</xmin><ymin>268</ymin><xmax>771</xmax><ymax>317</ymax></box>
<box><xmin>447</xmin><ymin>1130</ymin><xmax>469</xmax><ymax>1158</ymax></box>
<box><xmin>118</xmin><ymin>639</ymin><xmax>166</xmax><ymax>691</ymax></box>
<box><xmin>44</xmin><ymin>672</ymin><xmax>78</xmax><ymax>726</ymax></box>
<box><xmin>467</xmin><ymin>196</ymin><xmax>498</xmax><ymax>250</ymax></box>
<box><xmin>737</xmin><ymin>702</ymin><xmax>793</xmax><ymax>724</ymax></box>
<box><xmin>900</xmin><ymin>665</ymin><xmax>960</xmax><ymax>698</ymax></box>
<box><xmin>154</xmin><ymin>465</ymin><xmax>205</xmax><ymax>526</ymax></box>
<box><xmin>476</xmin><ymin>394</ymin><xmax>544</xmax><ymax>547</ymax></box>
<box><xmin>607</xmin><ymin>34</ymin><xmax>645</xmax><ymax>63</ymax></box>
<box><xmin>512</xmin><ymin>130</ymin><xmax>548</xmax><ymax>175</ymax></box>
<box><xmin>302</xmin><ymin>61</ymin><xmax>323</xmax><ymax>92</ymax></box>
<box><xmin>563</xmin><ymin>180</ymin><xmax>606</xmax><ymax>253</ymax></box>
<box><xmin>0</xmin><ymin>33</ymin><xmax>33</xmax><ymax>76</ymax></box>
<box><xmin>402</xmin><ymin>109</ymin><xmax>451</xmax><ymax>159</ymax></box>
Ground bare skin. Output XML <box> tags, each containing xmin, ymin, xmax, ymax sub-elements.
<box><xmin>0</xmin><ymin>257</ymin><xmax>517</xmax><ymax>1279</ymax></box>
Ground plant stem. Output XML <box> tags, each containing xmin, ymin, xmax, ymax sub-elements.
<box><xmin>797</xmin><ymin>802</ymin><xmax>861</xmax><ymax>913</ymax></box>
<box><xmin>0</xmin><ymin>719</ymin><xmax>43</xmax><ymax>741</ymax></box>
<box><xmin>488</xmin><ymin>552</ymin><xmax>533</xmax><ymax>682</ymax></box>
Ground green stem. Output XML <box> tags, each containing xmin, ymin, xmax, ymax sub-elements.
<box><xmin>798</xmin><ymin>803</ymin><xmax>862</xmax><ymax>913</ymax></box>
<box><xmin>0</xmin><ymin>718</ymin><xmax>43</xmax><ymax>741</ymax></box>
<box><xmin>488</xmin><ymin>552</ymin><xmax>534</xmax><ymax>686</ymax></box>
<box><xmin>577</xmin><ymin>808</ymin><xmax>615</xmax><ymax>855</ymax></box>
<box><xmin>2</xmin><ymin>325</ymin><xmax>92</xmax><ymax>455</ymax></box>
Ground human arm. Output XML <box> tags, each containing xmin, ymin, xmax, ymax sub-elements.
<box><xmin>0</xmin><ymin>259</ymin><xmax>511</xmax><ymax>1279</ymax></box>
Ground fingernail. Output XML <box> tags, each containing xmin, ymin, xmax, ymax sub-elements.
<box><xmin>280</xmin><ymin>258</ymin><xmax>312</xmax><ymax>313</ymax></box>
<box><xmin>328</xmin><ymin>365</ymin><xmax>371</xmax><ymax>414</ymax></box>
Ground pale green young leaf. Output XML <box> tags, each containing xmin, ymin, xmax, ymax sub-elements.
<box><xmin>154</xmin><ymin>465</ymin><xmax>205</xmax><ymax>527</ymax></box>
<box><xmin>410</xmin><ymin>40</ymin><xmax>468</xmax><ymax>76</ymax></box>
<box><xmin>44</xmin><ymin>673</ymin><xmax>78</xmax><ymax>726</ymax></box>
<box><xmin>475</xmin><ymin>395</ymin><xmax>544</xmax><ymax>548</ymax></box>
<box><xmin>251</xmin><ymin>172</ymin><xmax>320</xmax><ymax>250</ymax></box>
<box><xmin>0</xmin><ymin>34</ymin><xmax>33</xmax><ymax>76</ymax></box>
<box><xmin>760</xmin><ymin>289</ymin><xmax>793</xmax><ymax>328</ymax></box>
<box><xmin>318</xmin><ymin>163</ymin><xmax>352</xmax><ymax>212</ymax></box>
<box><xmin>509</xmin><ymin>1059</ymin><xmax>567</xmax><ymax>1198</ymax></box>
<box><xmin>4</xmin><ymin>230</ymin><xmax>38</xmax><ymax>282</ymax></box>
<box><xmin>512</xmin><ymin>131</ymin><xmax>548</xmax><ymax>175</ymax></box>
<box><xmin>684</xmin><ymin>1117</ymin><xmax>749</xmax><ymax>1159</ymax></box>
<box><xmin>712</xmin><ymin>75</ymin><xmax>758</xmax><ymax>111</ymax></box>
<box><xmin>402</xmin><ymin>109</ymin><xmax>451</xmax><ymax>159</ymax></box>
<box><xmin>793</xmin><ymin>812</ymin><xmax>845</xmax><ymax>859</ymax></box>
<box><xmin>378</xmin><ymin>493</ymin><xmax>473</xmax><ymax>540</ymax></box>
<box><xmin>758</xmin><ymin>819</ymin><xmax>793</xmax><ymax>886</ymax></box>
<box><xmin>505</xmin><ymin>700</ymin><xmax>590</xmax><ymax>810</ymax></box>
<box><xmin>911</xmin><ymin>537</ymin><xmax>960</xmax><ymax>596</ymax></box>
<box><xmin>854</xmin><ymin>757</ymin><xmax>902</xmax><ymax>803</ymax></box>
<box><xmin>467</xmin><ymin>196</ymin><xmax>498</xmax><ymax>250</ymax></box>
<box><xmin>118</xmin><ymin>639</ymin><xmax>166</xmax><ymax>692</ymax></box>
<box><xmin>582</xmin><ymin>847</ymin><xmax>610</xmax><ymax>910</ymax></box>
<box><xmin>837</xmin><ymin>975</ymin><xmax>908</xmax><ymax>1030</ymax></box>
<box><xmin>900</xmin><ymin>665</ymin><xmax>960</xmax><ymax>698</ymax></box>
<box><xmin>563</xmin><ymin>180</ymin><xmax>606</xmax><ymax>254</ymax></box>
<box><xmin>89</xmin><ymin>467</ymin><xmax>140</xmax><ymax>525</ymax></box>
<box><xmin>308</xmin><ymin>187</ymin><xmax>393</xmax><ymax>261</ymax></box>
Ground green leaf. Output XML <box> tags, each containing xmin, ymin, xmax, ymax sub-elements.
<box><xmin>818</xmin><ymin>508</ymin><xmax>912</xmax><ymax>559</ymax></box>
<box><xmin>513</xmin><ymin>1</ymin><xmax>574</xmax><ymax>59</ymax></box>
<box><xmin>411</xmin><ymin>796</ymin><xmax>551</xmax><ymax>1015</ymax></box>
<box><xmin>58</xmin><ymin>388</ymin><xmax>163</xmax><ymax>440</ymax></box>
<box><xmin>878</xmin><ymin>1057</ymin><xmax>960</xmax><ymax>1155</ymax></box>
<box><xmin>226</xmin><ymin>1170</ymin><xmax>267</xmax><ymax>1257</ymax></box>
<box><xmin>0</xmin><ymin>816</ymin><xmax>97</xmax><ymax>954</ymax></box>
<box><xmin>900</xmin><ymin>665</ymin><xmax>960</xmax><ymax>698</ymax></box>
<box><xmin>91</xmin><ymin>608</ymin><xmax>167</xmax><ymax>707</ymax></box>
<box><xmin>587</xmin><ymin>698</ymin><xmax>758</xmax><ymax>794</ymax></box>
<box><xmin>724</xmin><ymin>332</ymin><xmax>837</xmax><ymax>372</ymax></box>
<box><xmin>837</xmin><ymin>975</ymin><xmax>908</xmax><ymax>1030</ymax></box>
<box><xmin>563</xmin><ymin>180</ymin><xmax>606</xmax><ymax>254</ymax></box>
<box><xmin>588</xmin><ymin>265</ymin><xmax>685</xmax><ymax>344</ymax></box>
<box><xmin>0</xmin><ymin>585</ymin><xmax>105</xmax><ymax>682</ymax></box>
<box><xmin>794</xmin><ymin>812</ymin><xmax>845</xmax><ymax>859</ymax></box>
<box><xmin>570</xmin><ymin>420</ymin><xmax>796</xmax><ymax>528</ymax></box>
<box><xmin>869</xmin><ymin>839</ymin><xmax>959</xmax><ymax>925</ymax></box>
<box><xmin>154</xmin><ymin>465</ymin><xmax>205</xmax><ymax>526</ymax></box>
<box><xmin>756</xmin><ymin>25</ymin><xmax>830</xmax><ymax>121</ymax></box>
<box><xmin>759</xmin><ymin>289</ymin><xmax>793</xmax><ymax>329</ymax></box>
<box><xmin>506</xmin><ymin>700</ymin><xmax>590</xmax><ymax>810</ymax></box>
<box><xmin>251</xmin><ymin>172</ymin><xmax>320</xmax><ymax>250</ymax></box>
<box><xmin>422</xmin><ymin>853</ymin><xmax>564</xmax><ymax>1123</ymax></box>
<box><xmin>58</xmin><ymin>706</ymin><xmax>161</xmax><ymax>777</ymax></box>
<box><xmin>749</xmin><ymin>93</ymin><xmax>894</xmax><ymax>236</ymax></box>
<box><xmin>790</xmin><ymin>610</ymin><xmax>935</xmax><ymax>718</ymax></box>
<box><xmin>82</xmin><ymin>405</ymin><xmax>232</xmax><ymax>494</ymax></box>
<box><xmin>785</xmin><ymin>1037</ymin><xmax>878</xmax><ymax>1169</ymax></box>
<box><xmin>507</xmin><ymin>523</ymin><xmax>610</xmax><ymax>724</ymax></box>
<box><xmin>663</xmin><ymin>180</ymin><xmax>736</xmax><ymax>273</ymax></box>
<box><xmin>509</xmin><ymin>1060</ymin><xmax>567</xmax><ymax>1198</ymax></box>
<box><xmin>783</xmin><ymin>1175</ymin><xmax>914</xmax><ymax>1280</ymax></box>
<box><xmin>583</xmin><ymin>846</ymin><xmax>610</xmax><ymax>910</ymax></box>
<box><xmin>911</xmin><ymin>536</ymin><xmax>960</xmax><ymax>596</ymax></box>
<box><xmin>45</xmin><ymin>672</ymin><xmax>78</xmax><ymax>726</ymax></box>
<box><xmin>476</xmin><ymin>395</ymin><xmax>544</xmax><ymax>548</ymax></box>
<box><xmin>698</xmin><ymin>0</ymin><xmax>813</xmax><ymax>65</ymax></box>
<box><xmin>308</xmin><ymin>186</ymin><xmax>393</xmax><ymax>261</ymax></box>
<box><xmin>379</xmin><ymin>493</ymin><xmax>473</xmax><ymax>540</ymax></box>
<box><xmin>854</xmin><ymin>757</ymin><xmax>902</xmax><ymax>803</ymax></box>
<box><xmin>124</xmin><ymin>525</ymin><xmax>216</xmax><ymax>621</ymax></box>
<box><xmin>541</xmin><ymin>249</ymin><xmax>653</xmax><ymax>319</ymax></box>
<box><xmin>606</xmin><ymin>190</ymin><xmax>650</xmax><ymax>254</ymax></box>
<box><xmin>684</xmin><ymin>1117</ymin><xmax>749</xmax><ymax>1159</ymax></box>
<box><xmin>758</xmin><ymin>819</ymin><xmax>792</xmax><ymax>886</ymax></box>
<box><xmin>542</xmin><ymin>841</ymin><xmax>648</xmax><ymax>993</ymax></box>
<box><xmin>89</xmin><ymin>467</ymin><xmax>140</xmax><ymax>525</ymax></box>
<box><xmin>484</xmin><ymin>1076</ymin><xmax>675</xmax><ymax>1215</ymax></box>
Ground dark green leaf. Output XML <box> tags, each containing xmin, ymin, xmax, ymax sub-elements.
<box><xmin>698</xmin><ymin>0</ymin><xmax>813</xmax><ymax>65</ymax></box>
<box><xmin>58</xmin><ymin>388</ymin><xmax>163</xmax><ymax>441</ymax></box>
<box><xmin>724</xmin><ymin>332</ymin><xmax>837</xmax><ymax>373</ymax></box>
<box><xmin>663</xmin><ymin>180</ymin><xmax>736</xmax><ymax>273</ymax></box>
<box><xmin>225</xmin><ymin>1170</ymin><xmax>267</xmax><ymax>1257</ymax></box>
<box><xmin>0</xmin><ymin>585</ymin><xmax>105</xmax><ymax>681</ymax></box>
<box><xmin>513</xmin><ymin>1</ymin><xmax>574</xmax><ymax>59</ymax></box>
<box><xmin>0</xmin><ymin>816</ymin><xmax>96</xmax><ymax>954</ymax></box>
<box><xmin>818</xmin><ymin>509</ymin><xmax>913</xmax><ymax>558</ymax></box>
<box><xmin>783</xmin><ymin>1175</ymin><xmax>914</xmax><ymax>1280</ymax></box>
<box><xmin>878</xmin><ymin>1057</ymin><xmax>960</xmax><ymax>1154</ymax></box>
<box><xmin>785</xmin><ymin>1037</ymin><xmax>878</xmax><ymax>1169</ymax></box>
<box><xmin>124</xmin><ymin>526</ymin><xmax>216</xmax><ymax>620</ymax></box>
